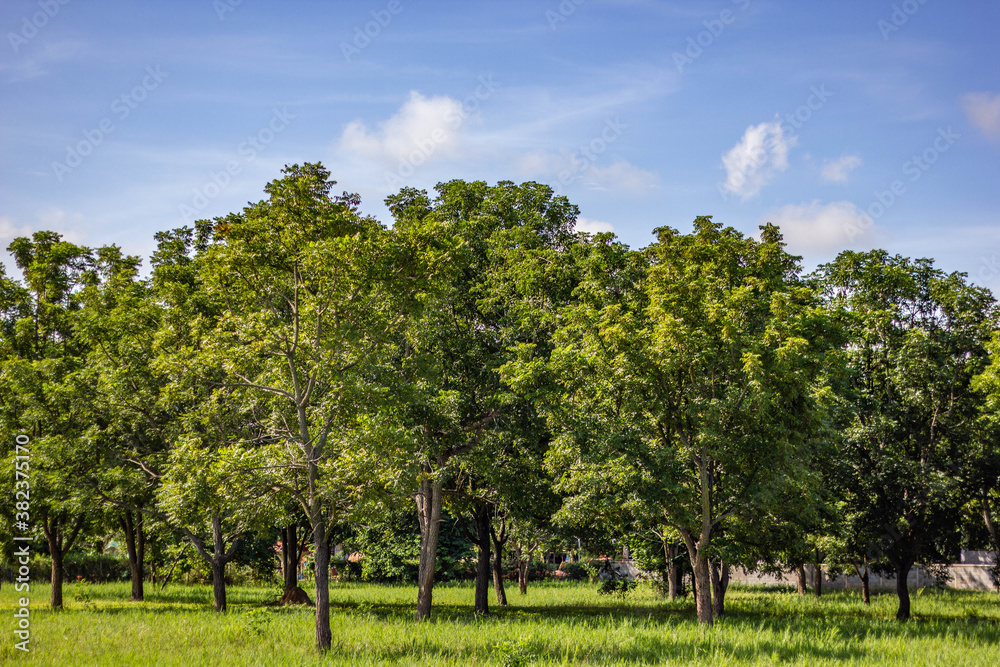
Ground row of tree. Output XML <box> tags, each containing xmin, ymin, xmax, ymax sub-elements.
<box><xmin>2</xmin><ymin>163</ymin><xmax>999</xmax><ymax>652</ymax></box>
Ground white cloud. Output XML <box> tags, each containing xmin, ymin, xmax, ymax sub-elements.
<box><xmin>0</xmin><ymin>211</ymin><xmax>87</xmax><ymax>275</ymax></box>
<box><xmin>0</xmin><ymin>215</ymin><xmax>33</xmax><ymax>242</ymax></box>
<box><xmin>574</xmin><ymin>217</ymin><xmax>615</xmax><ymax>234</ymax></box>
<box><xmin>963</xmin><ymin>92</ymin><xmax>1000</xmax><ymax>141</ymax></box>
<box><xmin>330</xmin><ymin>85</ymin><xmax>660</xmax><ymax>199</ymax></box>
<box><xmin>1</xmin><ymin>211</ymin><xmax>83</xmax><ymax>246</ymax></box>
<box><xmin>516</xmin><ymin>151</ymin><xmax>658</xmax><ymax>195</ymax></box>
<box><xmin>336</xmin><ymin>91</ymin><xmax>466</xmax><ymax>167</ymax></box>
<box><xmin>0</xmin><ymin>40</ymin><xmax>88</xmax><ymax>83</ymax></box>
<box><xmin>763</xmin><ymin>200</ymin><xmax>876</xmax><ymax>254</ymax></box>
<box><xmin>720</xmin><ymin>120</ymin><xmax>796</xmax><ymax>200</ymax></box>
<box><xmin>821</xmin><ymin>154</ymin><xmax>863</xmax><ymax>183</ymax></box>
<box><xmin>584</xmin><ymin>161</ymin><xmax>659</xmax><ymax>193</ymax></box>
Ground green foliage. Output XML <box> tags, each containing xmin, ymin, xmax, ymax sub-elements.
<box><xmin>815</xmin><ymin>251</ymin><xmax>996</xmax><ymax>588</ymax></box>
<box><xmin>341</xmin><ymin>509</ymin><xmax>477</xmax><ymax>583</ymax></box>
<box><xmin>554</xmin><ymin>561</ymin><xmax>587</xmax><ymax>581</ymax></box>
<box><xmin>5</xmin><ymin>552</ymin><xmax>130</xmax><ymax>583</ymax></box>
<box><xmin>4</xmin><ymin>162</ymin><xmax>1000</xmax><ymax>645</ymax></box>
<box><xmin>492</xmin><ymin>639</ymin><xmax>538</xmax><ymax>667</ymax></box>
<box><xmin>232</xmin><ymin>533</ymin><xmax>281</xmax><ymax>583</ymax></box>
<box><xmin>596</xmin><ymin>576</ymin><xmax>636</xmax><ymax>600</ymax></box>
<box><xmin>345</xmin><ymin>512</ymin><xmax>421</xmax><ymax>583</ymax></box>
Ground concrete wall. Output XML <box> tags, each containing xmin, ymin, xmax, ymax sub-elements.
<box><xmin>729</xmin><ymin>563</ymin><xmax>997</xmax><ymax>592</ymax></box>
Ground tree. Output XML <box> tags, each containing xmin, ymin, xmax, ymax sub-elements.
<box><xmin>74</xmin><ymin>246</ymin><xmax>168</xmax><ymax>601</ymax></box>
<box><xmin>0</xmin><ymin>232</ymin><xmax>123</xmax><ymax>608</ymax></box>
<box><xmin>192</xmin><ymin>163</ymin><xmax>415</xmax><ymax>649</ymax></box>
<box><xmin>156</xmin><ymin>422</ymin><xmax>276</xmax><ymax>612</ymax></box>
<box><xmin>815</xmin><ymin>250</ymin><xmax>995</xmax><ymax>620</ymax></box>
<box><xmin>526</xmin><ymin>219</ymin><xmax>835</xmax><ymax>624</ymax></box>
<box><xmin>385</xmin><ymin>180</ymin><xmax>581</xmax><ymax>619</ymax></box>
<box><xmin>969</xmin><ymin>332</ymin><xmax>1000</xmax><ymax>589</ymax></box>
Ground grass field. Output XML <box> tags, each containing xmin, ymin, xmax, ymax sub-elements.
<box><xmin>1</xmin><ymin>580</ymin><xmax>998</xmax><ymax>665</ymax></box>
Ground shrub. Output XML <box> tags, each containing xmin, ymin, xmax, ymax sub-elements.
<box><xmin>556</xmin><ymin>561</ymin><xmax>588</xmax><ymax>581</ymax></box>
<box><xmin>26</xmin><ymin>553</ymin><xmax>130</xmax><ymax>583</ymax></box>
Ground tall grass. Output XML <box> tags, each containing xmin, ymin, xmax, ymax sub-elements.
<box><xmin>1</xmin><ymin>580</ymin><xmax>997</xmax><ymax>665</ymax></box>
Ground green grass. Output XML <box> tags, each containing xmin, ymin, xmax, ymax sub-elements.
<box><xmin>1</xmin><ymin>580</ymin><xmax>998</xmax><ymax>665</ymax></box>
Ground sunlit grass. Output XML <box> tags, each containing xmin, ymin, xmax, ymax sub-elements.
<box><xmin>1</xmin><ymin>580</ymin><xmax>998</xmax><ymax>665</ymax></box>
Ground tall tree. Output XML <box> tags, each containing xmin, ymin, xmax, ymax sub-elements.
<box><xmin>385</xmin><ymin>180</ymin><xmax>581</xmax><ymax>619</ymax></box>
<box><xmin>815</xmin><ymin>250</ymin><xmax>995</xmax><ymax>620</ymax></box>
<box><xmin>522</xmin><ymin>219</ymin><xmax>835</xmax><ymax>625</ymax></box>
<box><xmin>75</xmin><ymin>246</ymin><xmax>170</xmax><ymax>601</ymax></box>
<box><xmin>969</xmin><ymin>332</ymin><xmax>1000</xmax><ymax>588</ymax></box>
<box><xmin>0</xmin><ymin>233</ymin><xmax>124</xmax><ymax>608</ymax></box>
<box><xmin>192</xmin><ymin>163</ymin><xmax>415</xmax><ymax>650</ymax></box>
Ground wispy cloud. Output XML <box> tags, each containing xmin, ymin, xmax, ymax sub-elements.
<box><xmin>336</xmin><ymin>91</ymin><xmax>467</xmax><ymax>167</ymax></box>
<box><xmin>330</xmin><ymin>84</ymin><xmax>659</xmax><ymax>200</ymax></box>
<box><xmin>517</xmin><ymin>150</ymin><xmax>658</xmax><ymax>195</ymax></box>
<box><xmin>720</xmin><ymin>120</ymin><xmax>796</xmax><ymax>200</ymax></box>
<box><xmin>0</xmin><ymin>40</ymin><xmax>89</xmax><ymax>83</ymax></box>
<box><xmin>764</xmin><ymin>200</ymin><xmax>876</xmax><ymax>254</ymax></box>
<box><xmin>821</xmin><ymin>154</ymin><xmax>863</xmax><ymax>183</ymax></box>
<box><xmin>963</xmin><ymin>92</ymin><xmax>1000</xmax><ymax>141</ymax></box>
<box><xmin>1</xmin><ymin>209</ymin><xmax>85</xmax><ymax>274</ymax></box>
<box><xmin>0</xmin><ymin>216</ymin><xmax>33</xmax><ymax>249</ymax></box>
<box><xmin>574</xmin><ymin>216</ymin><xmax>615</xmax><ymax>234</ymax></box>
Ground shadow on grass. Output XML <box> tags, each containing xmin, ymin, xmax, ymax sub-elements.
<box><xmin>332</xmin><ymin>632</ymin><xmax>867</xmax><ymax>665</ymax></box>
<box><xmin>19</xmin><ymin>583</ymin><xmax>1000</xmax><ymax>663</ymax></box>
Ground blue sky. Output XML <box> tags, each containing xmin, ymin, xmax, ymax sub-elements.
<box><xmin>2</xmin><ymin>0</ymin><xmax>999</xmax><ymax>286</ymax></box>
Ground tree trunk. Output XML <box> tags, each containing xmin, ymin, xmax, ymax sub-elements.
<box><xmin>679</xmin><ymin>525</ymin><xmax>713</xmax><ymax>625</ymax></box>
<box><xmin>415</xmin><ymin>474</ymin><xmax>442</xmax><ymax>621</ymax></box>
<box><xmin>492</xmin><ymin>547</ymin><xmax>508</xmax><ymax>607</ymax></box>
<box><xmin>813</xmin><ymin>561</ymin><xmax>823</xmax><ymax>598</ymax></box>
<box><xmin>211</xmin><ymin>560</ymin><xmax>227</xmax><ymax>612</ymax></box>
<box><xmin>692</xmin><ymin>553</ymin><xmax>713</xmax><ymax>624</ymax></box>
<box><xmin>666</xmin><ymin>543</ymin><xmax>680</xmax><ymax>601</ymax></box>
<box><xmin>854</xmin><ymin>564</ymin><xmax>871</xmax><ymax>606</ymax></box>
<box><xmin>473</xmin><ymin>507</ymin><xmax>491</xmax><ymax>615</ymax></box>
<box><xmin>983</xmin><ymin>496</ymin><xmax>998</xmax><ymax>554</ymax></box>
<box><xmin>490</xmin><ymin>516</ymin><xmax>508</xmax><ymax>606</ymax></box>
<box><xmin>795</xmin><ymin>564</ymin><xmax>808</xmax><ymax>595</ymax></box>
<box><xmin>137</xmin><ymin>514</ymin><xmax>145</xmax><ymax>597</ymax></box>
<box><xmin>518</xmin><ymin>553</ymin><xmax>529</xmax><ymax>595</ymax></box>
<box><xmin>50</xmin><ymin>543</ymin><xmax>64</xmax><ymax>609</ymax></box>
<box><xmin>895</xmin><ymin>560</ymin><xmax>912</xmax><ymax>621</ymax></box>
<box><xmin>685</xmin><ymin>441</ymin><xmax>715</xmax><ymax>625</ymax></box>
<box><xmin>983</xmin><ymin>497</ymin><xmax>999</xmax><ymax>592</ymax></box>
<box><xmin>43</xmin><ymin>514</ymin><xmax>84</xmax><ymax>610</ymax></box>
<box><xmin>211</xmin><ymin>516</ymin><xmax>228</xmax><ymax>613</ymax></box>
<box><xmin>281</xmin><ymin>525</ymin><xmax>300</xmax><ymax>593</ymax></box>
<box><xmin>313</xmin><ymin>523</ymin><xmax>332</xmax><ymax>650</ymax></box>
<box><xmin>122</xmin><ymin>510</ymin><xmax>145</xmax><ymax>601</ymax></box>
<box><xmin>710</xmin><ymin>559</ymin><xmax>730</xmax><ymax>617</ymax></box>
